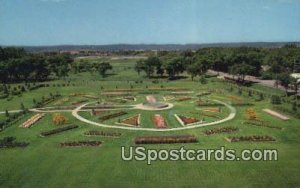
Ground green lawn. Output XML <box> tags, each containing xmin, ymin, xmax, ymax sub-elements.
<box><xmin>0</xmin><ymin>60</ymin><xmax>299</xmax><ymax>188</ymax></box>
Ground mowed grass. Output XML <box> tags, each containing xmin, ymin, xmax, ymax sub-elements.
<box><xmin>0</xmin><ymin>60</ymin><xmax>300</xmax><ymax>188</ymax></box>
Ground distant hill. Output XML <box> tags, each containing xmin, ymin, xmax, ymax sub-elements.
<box><xmin>3</xmin><ymin>42</ymin><xmax>300</xmax><ymax>52</ymax></box>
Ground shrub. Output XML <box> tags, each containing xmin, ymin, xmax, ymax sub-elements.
<box><xmin>292</xmin><ymin>102</ymin><xmax>297</xmax><ymax>111</ymax></box>
<box><xmin>200</xmin><ymin>76</ymin><xmax>207</xmax><ymax>84</ymax></box>
<box><xmin>248</xmin><ymin>90</ymin><xmax>252</xmax><ymax>97</ymax></box>
<box><xmin>271</xmin><ymin>95</ymin><xmax>281</xmax><ymax>105</ymax></box>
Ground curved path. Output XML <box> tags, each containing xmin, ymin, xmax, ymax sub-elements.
<box><xmin>71</xmin><ymin>100</ymin><xmax>236</xmax><ymax>132</ymax></box>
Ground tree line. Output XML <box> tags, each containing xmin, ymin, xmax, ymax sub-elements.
<box><xmin>0</xmin><ymin>47</ymin><xmax>73</xmax><ymax>83</ymax></box>
<box><xmin>134</xmin><ymin>45</ymin><xmax>300</xmax><ymax>83</ymax></box>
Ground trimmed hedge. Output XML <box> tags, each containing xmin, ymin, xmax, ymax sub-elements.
<box><xmin>40</xmin><ymin>125</ymin><xmax>78</xmax><ymax>137</ymax></box>
<box><xmin>0</xmin><ymin>137</ymin><xmax>29</xmax><ymax>148</ymax></box>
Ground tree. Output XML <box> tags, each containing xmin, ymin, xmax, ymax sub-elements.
<box><xmin>271</xmin><ymin>95</ymin><xmax>281</xmax><ymax>104</ymax></box>
<box><xmin>277</xmin><ymin>73</ymin><xmax>291</xmax><ymax>96</ymax></box>
<box><xmin>186</xmin><ymin>63</ymin><xmax>199</xmax><ymax>81</ymax></box>
<box><xmin>134</xmin><ymin>60</ymin><xmax>144</xmax><ymax>75</ymax></box>
<box><xmin>48</xmin><ymin>54</ymin><xmax>72</xmax><ymax>79</ymax></box>
<box><xmin>165</xmin><ymin>58</ymin><xmax>185</xmax><ymax>79</ymax></box>
<box><xmin>20</xmin><ymin>103</ymin><xmax>26</xmax><ymax>113</ymax></box>
<box><xmin>290</xmin><ymin>76</ymin><xmax>299</xmax><ymax>107</ymax></box>
<box><xmin>186</xmin><ymin>57</ymin><xmax>210</xmax><ymax>81</ymax></box>
<box><xmin>98</xmin><ymin>62</ymin><xmax>112</xmax><ymax>77</ymax></box>
<box><xmin>5</xmin><ymin>110</ymin><xmax>9</xmax><ymax>118</ymax></box>
<box><xmin>229</xmin><ymin>63</ymin><xmax>255</xmax><ymax>83</ymax></box>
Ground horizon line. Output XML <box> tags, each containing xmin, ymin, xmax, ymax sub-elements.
<box><xmin>1</xmin><ymin>41</ymin><xmax>300</xmax><ymax>47</ymax></box>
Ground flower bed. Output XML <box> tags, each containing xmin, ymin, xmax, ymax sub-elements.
<box><xmin>123</xmin><ymin>96</ymin><xmax>136</xmax><ymax>101</ymax></box>
<box><xmin>91</xmin><ymin>110</ymin><xmax>109</xmax><ymax>116</ymax></box>
<box><xmin>40</xmin><ymin>125</ymin><xmax>78</xmax><ymax>137</ymax></box>
<box><xmin>60</xmin><ymin>141</ymin><xmax>102</xmax><ymax>147</ymax></box>
<box><xmin>243</xmin><ymin>120</ymin><xmax>282</xmax><ymax>130</ymax></box>
<box><xmin>263</xmin><ymin>109</ymin><xmax>290</xmax><ymax>120</ymax></box>
<box><xmin>204</xmin><ymin>127</ymin><xmax>238</xmax><ymax>135</ymax></box>
<box><xmin>82</xmin><ymin>95</ymin><xmax>98</xmax><ymax>99</ymax></box>
<box><xmin>52</xmin><ymin>113</ymin><xmax>68</xmax><ymax>125</ymax></box>
<box><xmin>175</xmin><ymin>114</ymin><xmax>200</xmax><ymax>126</ymax></box>
<box><xmin>99</xmin><ymin>111</ymin><xmax>127</xmax><ymax>121</ymax></box>
<box><xmin>171</xmin><ymin>91</ymin><xmax>194</xmax><ymax>95</ymax></box>
<box><xmin>84</xmin><ymin>131</ymin><xmax>121</xmax><ymax>137</ymax></box>
<box><xmin>203</xmin><ymin>107</ymin><xmax>220</xmax><ymax>113</ymax></box>
<box><xmin>196</xmin><ymin>100</ymin><xmax>223</xmax><ymax>107</ymax></box>
<box><xmin>225</xmin><ymin>135</ymin><xmax>275</xmax><ymax>142</ymax></box>
<box><xmin>107</xmin><ymin>98</ymin><xmax>127</xmax><ymax>104</ymax></box>
<box><xmin>152</xmin><ymin>114</ymin><xmax>167</xmax><ymax>128</ymax></box>
<box><xmin>245</xmin><ymin>108</ymin><xmax>260</xmax><ymax>121</ymax></box>
<box><xmin>21</xmin><ymin>113</ymin><xmax>45</xmax><ymax>128</ymax></box>
<box><xmin>231</xmin><ymin>103</ymin><xmax>253</xmax><ymax>106</ymax></box>
<box><xmin>120</xmin><ymin>114</ymin><xmax>140</xmax><ymax>126</ymax></box>
<box><xmin>69</xmin><ymin>93</ymin><xmax>88</xmax><ymax>97</ymax></box>
<box><xmin>176</xmin><ymin>97</ymin><xmax>192</xmax><ymax>102</ymax></box>
<box><xmin>135</xmin><ymin>135</ymin><xmax>197</xmax><ymax>144</ymax></box>
<box><xmin>163</xmin><ymin>96</ymin><xmax>175</xmax><ymax>101</ymax></box>
<box><xmin>228</xmin><ymin>95</ymin><xmax>242</xmax><ymax>101</ymax></box>
<box><xmin>196</xmin><ymin>92</ymin><xmax>211</xmax><ymax>97</ymax></box>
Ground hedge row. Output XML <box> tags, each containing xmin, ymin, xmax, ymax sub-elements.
<box><xmin>0</xmin><ymin>137</ymin><xmax>29</xmax><ymax>148</ymax></box>
<box><xmin>40</xmin><ymin>125</ymin><xmax>78</xmax><ymax>137</ymax></box>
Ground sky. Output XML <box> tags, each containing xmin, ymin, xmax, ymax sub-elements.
<box><xmin>0</xmin><ymin>0</ymin><xmax>300</xmax><ymax>46</ymax></box>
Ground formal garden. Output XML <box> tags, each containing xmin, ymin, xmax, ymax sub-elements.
<box><xmin>0</xmin><ymin>47</ymin><xmax>299</xmax><ymax>187</ymax></box>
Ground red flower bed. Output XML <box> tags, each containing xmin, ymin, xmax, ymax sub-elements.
<box><xmin>92</xmin><ymin>110</ymin><xmax>108</xmax><ymax>116</ymax></box>
<box><xmin>121</xmin><ymin>115</ymin><xmax>140</xmax><ymax>126</ymax></box>
<box><xmin>135</xmin><ymin>135</ymin><xmax>197</xmax><ymax>144</ymax></box>
<box><xmin>177</xmin><ymin>97</ymin><xmax>192</xmax><ymax>102</ymax></box>
<box><xmin>178</xmin><ymin>115</ymin><xmax>199</xmax><ymax>125</ymax></box>
<box><xmin>152</xmin><ymin>114</ymin><xmax>167</xmax><ymax>128</ymax></box>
